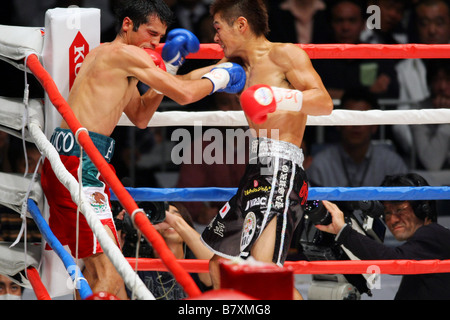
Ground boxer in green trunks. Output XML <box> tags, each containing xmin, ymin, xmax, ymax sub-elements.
<box><xmin>41</xmin><ymin>0</ymin><xmax>245</xmax><ymax>299</ymax></box>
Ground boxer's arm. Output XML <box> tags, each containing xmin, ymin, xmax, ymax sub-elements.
<box><xmin>122</xmin><ymin>48</ymin><xmax>167</xmax><ymax>128</ymax></box>
<box><xmin>127</xmin><ymin>47</ymin><xmax>244</xmax><ymax>97</ymax></box>
<box><xmin>121</xmin><ymin>47</ymin><xmax>242</xmax><ymax>126</ymax></box>
<box><xmin>275</xmin><ymin>43</ymin><xmax>333</xmax><ymax>116</ymax></box>
<box><xmin>178</xmin><ymin>58</ymin><xmax>229</xmax><ymax>80</ymax></box>
<box><xmin>124</xmin><ymin>86</ymin><xmax>164</xmax><ymax>129</ymax></box>
<box><xmin>201</xmin><ymin>62</ymin><xmax>246</xmax><ymax>94</ymax></box>
<box><xmin>118</xmin><ymin>46</ymin><xmax>211</xmax><ymax>128</ymax></box>
<box><xmin>124</xmin><ymin>70</ymin><xmax>213</xmax><ymax>128</ymax></box>
<box><xmin>124</xmin><ymin>45</ymin><xmax>213</xmax><ymax>97</ymax></box>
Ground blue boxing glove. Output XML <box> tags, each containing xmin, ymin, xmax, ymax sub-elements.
<box><xmin>202</xmin><ymin>62</ymin><xmax>246</xmax><ymax>94</ymax></box>
<box><xmin>162</xmin><ymin>28</ymin><xmax>200</xmax><ymax>75</ymax></box>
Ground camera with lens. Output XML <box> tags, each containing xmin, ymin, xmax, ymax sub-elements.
<box><xmin>303</xmin><ymin>199</ymin><xmax>332</xmax><ymax>225</ymax></box>
<box><xmin>112</xmin><ymin>201</ymin><xmax>167</xmax><ymax>258</ymax></box>
<box><xmin>303</xmin><ymin>199</ymin><xmax>384</xmax><ymax>226</ymax></box>
<box><xmin>296</xmin><ymin>199</ymin><xmax>386</xmax><ymax>299</ymax></box>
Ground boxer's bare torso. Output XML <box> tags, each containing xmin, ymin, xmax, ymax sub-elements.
<box><xmin>61</xmin><ymin>14</ymin><xmax>215</xmax><ymax>137</ymax></box>
<box><xmin>205</xmin><ymin>10</ymin><xmax>332</xmax><ymax>300</ymax></box>
<box><xmin>213</xmin><ymin>14</ymin><xmax>332</xmax><ymax>147</ymax></box>
<box><xmin>62</xmin><ymin>42</ymin><xmax>146</xmax><ymax>136</ymax></box>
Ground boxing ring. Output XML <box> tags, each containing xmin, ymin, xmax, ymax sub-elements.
<box><xmin>0</xmin><ymin>7</ymin><xmax>450</xmax><ymax>300</ymax></box>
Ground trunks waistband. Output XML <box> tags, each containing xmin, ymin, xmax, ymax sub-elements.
<box><xmin>50</xmin><ymin>127</ymin><xmax>115</xmax><ymax>162</ymax></box>
<box><xmin>249</xmin><ymin>137</ymin><xmax>304</xmax><ymax>166</ymax></box>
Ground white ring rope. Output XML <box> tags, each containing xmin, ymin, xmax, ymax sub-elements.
<box><xmin>28</xmin><ymin>122</ymin><xmax>155</xmax><ymax>300</ymax></box>
<box><xmin>117</xmin><ymin>108</ymin><xmax>450</xmax><ymax>127</ymax></box>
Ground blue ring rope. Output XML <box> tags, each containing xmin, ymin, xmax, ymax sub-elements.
<box><xmin>110</xmin><ymin>186</ymin><xmax>450</xmax><ymax>202</ymax></box>
<box><xmin>27</xmin><ymin>199</ymin><xmax>93</xmax><ymax>299</ymax></box>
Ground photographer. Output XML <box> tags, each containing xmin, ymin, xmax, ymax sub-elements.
<box><xmin>316</xmin><ymin>173</ymin><xmax>450</xmax><ymax>300</ymax></box>
<box><xmin>119</xmin><ymin>202</ymin><xmax>213</xmax><ymax>300</ymax></box>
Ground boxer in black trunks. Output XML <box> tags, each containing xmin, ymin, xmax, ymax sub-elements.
<box><xmin>200</xmin><ymin>0</ymin><xmax>333</xmax><ymax>299</ymax></box>
<box><xmin>202</xmin><ymin>137</ymin><xmax>308</xmax><ymax>266</ymax></box>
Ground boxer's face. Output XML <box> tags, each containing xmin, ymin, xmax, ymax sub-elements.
<box><xmin>123</xmin><ymin>14</ymin><xmax>167</xmax><ymax>49</ymax></box>
<box><xmin>213</xmin><ymin>14</ymin><xmax>241</xmax><ymax>59</ymax></box>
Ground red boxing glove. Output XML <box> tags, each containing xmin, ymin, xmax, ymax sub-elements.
<box><xmin>143</xmin><ymin>48</ymin><xmax>166</xmax><ymax>72</ymax></box>
<box><xmin>240</xmin><ymin>84</ymin><xmax>277</xmax><ymax>124</ymax></box>
<box><xmin>240</xmin><ymin>84</ymin><xmax>304</xmax><ymax>124</ymax></box>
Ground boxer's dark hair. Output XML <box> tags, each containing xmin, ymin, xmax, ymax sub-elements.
<box><xmin>210</xmin><ymin>0</ymin><xmax>270</xmax><ymax>36</ymax></box>
<box><xmin>113</xmin><ymin>0</ymin><xmax>174</xmax><ymax>32</ymax></box>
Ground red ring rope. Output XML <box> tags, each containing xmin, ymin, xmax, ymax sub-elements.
<box><xmin>127</xmin><ymin>258</ymin><xmax>450</xmax><ymax>275</ymax></box>
<box><xmin>25</xmin><ymin>54</ymin><xmax>201</xmax><ymax>298</ymax></box>
<box><xmin>155</xmin><ymin>43</ymin><xmax>450</xmax><ymax>59</ymax></box>
<box><xmin>26</xmin><ymin>267</ymin><xmax>51</xmax><ymax>300</ymax></box>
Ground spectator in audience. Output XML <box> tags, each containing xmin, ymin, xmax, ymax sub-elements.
<box><xmin>168</xmin><ymin>0</ymin><xmax>210</xmax><ymax>36</ymax></box>
<box><xmin>307</xmin><ymin>87</ymin><xmax>408</xmax><ymax>187</ymax></box>
<box><xmin>408</xmin><ymin>59</ymin><xmax>450</xmax><ymax>171</ymax></box>
<box><xmin>267</xmin><ymin>0</ymin><xmax>329</xmax><ymax>44</ymax></box>
<box><xmin>393</xmin><ymin>0</ymin><xmax>450</xmax><ymax>162</ymax></box>
<box><xmin>0</xmin><ymin>274</ymin><xmax>23</xmax><ymax>300</ymax></box>
<box><xmin>361</xmin><ymin>0</ymin><xmax>411</xmax><ymax>44</ymax></box>
<box><xmin>316</xmin><ymin>173</ymin><xmax>450</xmax><ymax>300</ymax></box>
<box><xmin>414</xmin><ymin>0</ymin><xmax>450</xmax><ymax>45</ymax></box>
<box><xmin>120</xmin><ymin>202</ymin><xmax>213</xmax><ymax>299</ymax></box>
<box><xmin>312</xmin><ymin>0</ymin><xmax>399</xmax><ymax>99</ymax></box>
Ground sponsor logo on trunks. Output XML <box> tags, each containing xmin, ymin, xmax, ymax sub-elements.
<box><xmin>273</xmin><ymin>164</ymin><xmax>290</xmax><ymax>209</ymax></box>
<box><xmin>105</xmin><ymin>140</ymin><xmax>114</xmax><ymax>162</ymax></box>
<box><xmin>244</xmin><ymin>185</ymin><xmax>271</xmax><ymax>196</ymax></box>
<box><xmin>206</xmin><ymin>214</ymin><xmax>226</xmax><ymax>238</ymax></box>
<box><xmin>219</xmin><ymin>202</ymin><xmax>230</xmax><ymax>219</ymax></box>
<box><xmin>240</xmin><ymin>212</ymin><xmax>256</xmax><ymax>251</ymax></box>
<box><xmin>299</xmin><ymin>181</ymin><xmax>308</xmax><ymax>205</ymax></box>
<box><xmin>53</xmin><ymin>130</ymin><xmax>75</xmax><ymax>153</ymax></box>
<box><xmin>213</xmin><ymin>221</ymin><xmax>225</xmax><ymax>238</ymax></box>
<box><xmin>244</xmin><ymin>196</ymin><xmax>267</xmax><ymax>211</ymax></box>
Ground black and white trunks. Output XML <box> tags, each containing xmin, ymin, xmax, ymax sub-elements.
<box><xmin>201</xmin><ymin>137</ymin><xmax>308</xmax><ymax>266</ymax></box>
